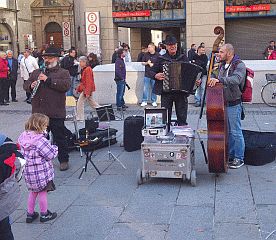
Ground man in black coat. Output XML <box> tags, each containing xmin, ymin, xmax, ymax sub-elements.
<box><xmin>6</xmin><ymin>50</ymin><xmax>18</xmax><ymax>102</ymax></box>
<box><xmin>148</xmin><ymin>36</ymin><xmax>190</xmax><ymax>126</ymax></box>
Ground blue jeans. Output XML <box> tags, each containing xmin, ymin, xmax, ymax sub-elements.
<box><xmin>67</xmin><ymin>76</ymin><xmax>78</xmax><ymax>96</ymax></box>
<box><xmin>227</xmin><ymin>103</ymin><xmax>245</xmax><ymax>160</ymax></box>
<box><xmin>142</xmin><ymin>77</ymin><xmax>157</xmax><ymax>102</ymax></box>
<box><xmin>116</xmin><ymin>80</ymin><xmax>126</xmax><ymax>107</ymax></box>
<box><xmin>194</xmin><ymin>75</ymin><xmax>207</xmax><ymax>104</ymax></box>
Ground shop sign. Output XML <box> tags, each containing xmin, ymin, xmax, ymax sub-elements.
<box><xmin>112</xmin><ymin>10</ymin><xmax>150</xmax><ymax>18</ymax></box>
<box><xmin>226</xmin><ymin>4</ymin><xmax>271</xmax><ymax>12</ymax></box>
<box><xmin>112</xmin><ymin>0</ymin><xmax>184</xmax><ymax>12</ymax></box>
<box><xmin>0</xmin><ymin>35</ymin><xmax>9</xmax><ymax>41</ymax></box>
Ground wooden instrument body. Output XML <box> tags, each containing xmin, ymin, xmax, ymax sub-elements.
<box><xmin>206</xmin><ymin>83</ymin><xmax>228</xmax><ymax>173</ymax></box>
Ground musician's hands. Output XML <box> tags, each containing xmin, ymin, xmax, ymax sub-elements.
<box><xmin>208</xmin><ymin>78</ymin><xmax>219</xmax><ymax>87</ymax></box>
<box><xmin>195</xmin><ymin>79</ymin><xmax>201</xmax><ymax>86</ymax></box>
<box><xmin>38</xmin><ymin>73</ymin><xmax>48</xmax><ymax>81</ymax></box>
<box><xmin>155</xmin><ymin>73</ymin><xmax>165</xmax><ymax>81</ymax></box>
<box><xmin>31</xmin><ymin>81</ymin><xmax>38</xmax><ymax>89</ymax></box>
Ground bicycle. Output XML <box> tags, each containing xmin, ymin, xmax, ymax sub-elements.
<box><xmin>261</xmin><ymin>74</ymin><xmax>276</xmax><ymax>107</ymax></box>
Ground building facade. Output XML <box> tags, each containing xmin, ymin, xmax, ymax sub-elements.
<box><xmin>0</xmin><ymin>0</ymin><xmax>32</xmax><ymax>55</ymax></box>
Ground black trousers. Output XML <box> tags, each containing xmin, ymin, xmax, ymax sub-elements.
<box><xmin>161</xmin><ymin>92</ymin><xmax>188</xmax><ymax>127</ymax></box>
<box><xmin>49</xmin><ymin>118</ymin><xmax>69</xmax><ymax>163</ymax></box>
<box><xmin>24</xmin><ymin>80</ymin><xmax>31</xmax><ymax>99</ymax></box>
<box><xmin>0</xmin><ymin>217</ymin><xmax>14</xmax><ymax>240</ymax></box>
<box><xmin>6</xmin><ymin>77</ymin><xmax>17</xmax><ymax>101</ymax></box>
<box><xmin>0</xmin><ymin>78</ymin><xmax>7</xmax><ymax>104</ymax></box>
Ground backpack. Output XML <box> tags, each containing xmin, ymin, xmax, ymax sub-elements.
<box><xmin>232</xmin><ymin>61</ymin><xmax>254</xmax><ymax>103</ymax></box>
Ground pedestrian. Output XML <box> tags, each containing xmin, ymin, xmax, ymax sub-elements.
<box><xmin>140</xmin><ymin>42</ymin><xmax>159</xmax><ymax>107</ymax></box>
<box><xmin>263</xmin><ymin>40</ymin><xmax>276</xmax><ymax>59</ymax></box>
<box><xmin>114</xmin><ymin>49</ymin><xmax>127</xmax><ymax>111</ymax></box>
<box><xmin>23</xmin><ymin>46</ymin><xmax>71</xmax><ymax>171</ymax></box>
<box><xmin>0</xmin><ymin>133</ymin><xmax>22</xmax><ymax>240</ymax></box>
<box><xmin>267</xmin><ymin>46</ymin><xmax>276</xmax><ymax>60</ymax></box>
<box><xmin>60</xmin><ymin>48</ymin><xmax>79</xmax><ymax>96</ymax></box>
<box><xmin>188</xmin><ymin>44</ymin><xmax>197</xmax><ymax>62</ymax></box>
<box><xmin>76</xmin><ymin>56</ymin><xmax>100</xmax><ymax>121</ymax></box>
<box><xmin>209</xmin><ymin>43</ymin><xmax>246</xmax><ymax>169</ymax></box>
<box><xmin>122</xmin><ymin>43</ymin><xmax>132</xmax><ymax>62</ymax></box>
<box><xmin>193</xmin><ymin>46</ymin><xmax>208</xmax><ymax>107</ymax></box>
<box><xmin>159</xmin><ymin>43</ymin><xmax>166</xmax><ymax>56</ymax></box>
<box><xmin>137</xmin><ymin>46</ymin><xmax>148</xmax><ymax>62</ymax></box>
<box><xmin>20</xmin><ymin>49</ymin><xmax>39</xmax><ymax>102</ymax></box>
<box><xmin>148</xmin><ymin>36</ymin><xmax>190</xmax><ymax>126</ymax></box>
<box><xmin>6</xmin><ymin>50</ymin><xmax>19</xmax><ymax>103</ymax></box>
<box><xmin>18</xmin><ymin>113</ymin><xmax>58</xmax><ymax>223</ymax></box>
<box><xmin>0</xmin><ymin>51</ymin><xmax>9</xmax><ymax>106</ymax></box>
<box><xmin>87</xmin><ymin>52</ymin><xmax>100</xmax><ymax>69</ymax></box>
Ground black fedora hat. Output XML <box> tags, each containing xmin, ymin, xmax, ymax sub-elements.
<box><xmin>42</xmin><ymin>47</ymin><xmax>61</xmax><ymax>57</ymax></box>
<box><xmin>165</xmin><ymin>35</ymin><xmax>177</xmax><ymax>45</ymax></box>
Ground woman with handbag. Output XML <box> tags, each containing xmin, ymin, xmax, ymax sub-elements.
<box><xmin>76</xmin><ymin>56</ymin><xmax>100</xmax><ymax>121</ymax></box>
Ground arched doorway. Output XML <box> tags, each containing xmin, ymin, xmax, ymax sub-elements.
<box><xmin>45</xmin><ymin>22</ymin><xmax>63</xmax><ymax>48</ymax></box>
<box><xmin>0</xmin><ymin>23</ymin><xmax>13</xmax><ymax>51</ymax></box>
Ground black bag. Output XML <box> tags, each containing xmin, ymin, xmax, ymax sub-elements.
<box><xmin>85</xmin><ymin>117</ymin><xmax>99</xmax><ymax>134</ymax></box>
<box><xmin>64</xmin><ymin>127</ymin><xmax>77</xmax><ymax>151</ymax></box>
<box><xmin>79</xmin><ymin>128</ymin><xmax>118</xmax><ymax>151</ymax></box>
<box><xmin>243</xmin><ymin>130</ymin><xmax>276</xmax><ymax>166</ymax></box>
<box><xmin>124</xmin><ymin>116</ymin><xmax>144</xmax><ymax>152</ymax></box>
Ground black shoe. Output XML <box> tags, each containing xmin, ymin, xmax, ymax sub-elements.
<box><xmin>26</xmin><ymin>212</ymin><xmax>39</xmax><ymax>223</ymax></box>
<box><xmin>122</xmin><ymin>105</ymin><xmax>128</xmax><ymax>109</ymax></box>
<box><xmin>117</xmin><ymin>107</ymin><xmax>126</xmax><ymax>111</ymax></box>
<box><xmin>40</xmin><ymin>210</ymin><xmax>57</xmax><ymax>223</ymax></box>
<box><xmin>229</xmin><ymin>158</ymin><xmax>244</xmax><ymax>169</ymax></box>
<box><xmin>4</xmin><ymin>100</ymin><xmax>10</xmax><ymax>103</ymax></box>
<box><xmin>0</xmin><ymin>102</ymin><xmax>9</xmax><ymax>106</ymax></box>
<box><xmin>12</xmin><ymin>99</ymin><xmax>18</xmax><ymax>102</ymax></box>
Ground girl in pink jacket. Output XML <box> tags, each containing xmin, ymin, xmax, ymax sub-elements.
<box><xmin>18</xmin><ymin>113</ymin><xmax>58</xmax><ymax>223</ymax></box>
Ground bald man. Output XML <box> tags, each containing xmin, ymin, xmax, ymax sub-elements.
<box><xmin>209</xmin><ymin>44</ymin><xmax>246</xmax><ymax>169</ymax></box>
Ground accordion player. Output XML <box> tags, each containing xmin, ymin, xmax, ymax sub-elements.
<box><xmin>162</xmin><ymin>61</ymin><xmax>203</xmax><ymax>94</ymax></box>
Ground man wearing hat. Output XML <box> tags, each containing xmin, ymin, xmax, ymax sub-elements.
<box><xmin>148</xmin><ymin>35</ymin><xmax>190</xmax><ymax>126</ymax></box>
<box><xmin>23</xmin><ymin>47</ymin><xmax>71</xmax><ymax>171</ymax></box>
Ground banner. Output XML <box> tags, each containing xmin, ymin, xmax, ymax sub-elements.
<box><xmin>226</xmin><ymin>4</ymin><xmax>271</xmax><ymax>13</ymax></box>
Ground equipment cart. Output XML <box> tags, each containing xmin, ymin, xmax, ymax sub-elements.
<box><xmin>137</xmin><ymin>128</ymin><xmax>196</xmax><ymax>186</ymax></box>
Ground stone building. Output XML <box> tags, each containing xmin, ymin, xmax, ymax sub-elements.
<box><xmin>74</xmin><ymin>0</ymin><xmax>276</xmax><ymax>62</ymax></box>
<box><xmin>30</xmin><ymin>0</ymin><xmax>74</xmax><ymax>50</ymax></box>
<box><xmin>0</xmin><ymin>0</ymin><xmax>32</xmax><ymax>55</ymax></box>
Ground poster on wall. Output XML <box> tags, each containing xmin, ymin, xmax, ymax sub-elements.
<box><xmin>85</xmin><ymin>12</ymin><xmax>101</xmax><ymax>55</ymax></box>
<box><xmin>62</xmin><ymin>22</ymin><xmax>71</xmax><ymax>50</ymax></box>
<box><xmin>225</xmin><ymin>0</ymin><xmax>276</xmax><ymax>18</ymax></box>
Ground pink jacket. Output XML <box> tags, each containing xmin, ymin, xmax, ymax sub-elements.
<box><xmin>0</xmin><ymin>58</ymin><xmax>9</xmax><ymax>78</ymax></box>
<box><xmin>18</xmin><ymin>131</ymin><xmax>58</xmax><ymax>192</ymax></box>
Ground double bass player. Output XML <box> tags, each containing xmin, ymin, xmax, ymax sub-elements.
<box><xmin>208</xmin><ymin>44</ymin><xmax>246</xmax><ymax>169</ymax></box>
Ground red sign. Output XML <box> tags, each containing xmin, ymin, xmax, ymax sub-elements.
<box><xmin>112</xmin><ymin>10</ymin><xmax>151</xmax><ymax>18</ymax></box>
<box><xmin>226</xmin><ymin>4</ymin><xmax>271</xmax><ymax>13</ymax></box>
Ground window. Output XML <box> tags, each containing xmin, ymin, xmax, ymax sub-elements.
<box><xmin>43</xmin><ymin>0</ymin><xmax>60</xmax><ymax>6</ymax></box>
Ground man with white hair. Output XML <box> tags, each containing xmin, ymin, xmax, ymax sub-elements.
<box><xmin>23</xmin><ymin>47</ymin><xmax>71</xmax><ymax>171</ymax></box>
<box><xmin>209</xmin><ymin>43</ymin><xmax>246</xmax><ymax>169</ymax></box>
<box><xmin>20</xmin><ymin>49</ymin><xmax>39</xmax><ymax>102</ymax></box>
<box><xmin>6</xmin><ymin>50</ymin><xmax>18</xmax><ymax>102</ymax></box>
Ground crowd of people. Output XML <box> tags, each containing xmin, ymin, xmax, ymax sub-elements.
<box><xmin>263</xmin><ymin>40</ymin><xmax>276</xmax><ymax>60</ymax></box>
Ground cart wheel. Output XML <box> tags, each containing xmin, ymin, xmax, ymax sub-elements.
<box><xmin>182</xmin><ymin>174</ymin><xmax>186</xmax><ymax>183</ymax></box>
<box><xmin>190</xmin><ymin>170</ymin><xmax>196</xmax><ymax>187</ymax></box>
<box><xmin>136</xmin><ymin>169</ymin><xmax>143</xmax><ymax>185</ymax></box>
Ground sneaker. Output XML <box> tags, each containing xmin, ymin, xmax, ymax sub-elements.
<box><xmin>228</xmin><ymin>157</ymin><xmax>234</xmax><ymax>165</ymax></box>
<box><xmin>0</xmin><ymin>102</ymin><xmax>9</xmax><ymax>106</ymax></box>
<box><xmin>122</xmin><ymin>105</ymin><xmax>128</xmax><ymax>109</ymax></box>
<box><xmin>60</xmin><ymin>162</ymin><xmax>69</xmax><ymax>171</ymax></box>
<box><xmin>117</xmin><ymin>107</ymin><xmax>126</xmax><ymax>111</ymax></box>
<box><xmin>140</xmin><ymin>102</ymin><xmax>147</xmax><ymax>107</ymax></box>
<box><xmin>40</xmin><ymin>210</ymin><xmax>57</xmax><ymax>223</ymax></box>
<box><xmin>26</xmin><ymin>212</ymin><xmax>39</xmax><ymax>223</ymax></box>
<box><xmin>229</xmin><ymin>158</ymin><xmax>244</xmax><ymax>169</ymax></box>
<box><xmin>152</xmin><ymin>102</ymin><xmax>157</xmax><ymax>107</ymax></box>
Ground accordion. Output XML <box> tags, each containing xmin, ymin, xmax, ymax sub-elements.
<box><xmin>163</xmin><ymin>62</ymin><xmax>203</xmax><ymax>94</ymax></box>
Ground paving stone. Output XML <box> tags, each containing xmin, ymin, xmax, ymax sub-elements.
<box><xmin>12</xmin><ymin>222</ymin><xmax>49</xmax><ymax>240</ymax></box>
<box><xmin>214</xmin><ymin>223</ymin><xmax>261</xmax><ymax>240</ymax></box>
<box><xmin>258</xmin><ymin>222</ymin><xmax>276</xmax><ymax>240</ymax></box>
<box><xmin>166</xmin><ymin>206</ymin><xmax>213</xmax><ymax>240</ymax></box>
<box><xmin>177</xmin><ymin>174</ymin><xmax>215</xmax><ymax>207</ymax></box>
<box><xmin>215</xmin><ymin>181</ymin><xmax>258</xmax><ymax>224</ymax></box>
<box><xmin>38</xmin><ymin>206</ymin><xmax>123</xmax><ymax>240</ymax></box>
<box><xmin>75</xmin><ymin>174</ymin><xmax>137</xmax><ymax>207</ymax></box>
<box><xmin>257</xmin><ymin>204</ymin><xmax>276</xmax><ymax>225</ymax></box>
<box><xmin>105</xmin><ymin>222</ymin><xmax>168</xmax><ymax>240</ymax></box>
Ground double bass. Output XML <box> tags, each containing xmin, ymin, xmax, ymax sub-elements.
<box><xmin>198</xmin><ymin>26</ymin><xmax>228</xmax><ymax>174</ymax></box>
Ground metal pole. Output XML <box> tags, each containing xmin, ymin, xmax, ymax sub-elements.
<box><xmin>14</xmin><ymin>0</ymin><xmax>20</xmax><ymax>56</ymax></box>
<box><xmin>72</xmin><ymin>0</ymin><xmax>77</xmax><ymax>48</ymax></box>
